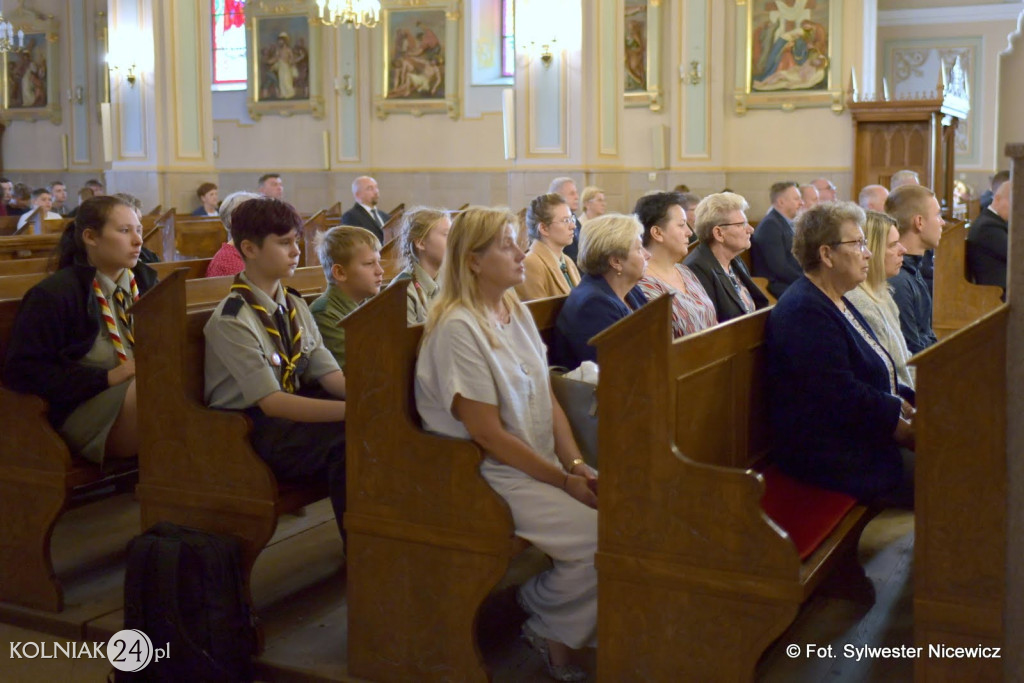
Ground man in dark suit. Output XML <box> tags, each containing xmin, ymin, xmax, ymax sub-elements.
<box><xmin>340</xmin><ymin>176</ymin><xmax>389</xmax><ymax>242</ymax></box>
<box><xmin>750</xmin><ymin>181</ymin><xmax>804</xmax><ymax>298</ymax></box>
<box><xmin>967</xmin><ymin>179</ymin><xmax>1011</xmax><ymax>293</ymax></box>
<box><xmin>978</xmin><ymin>170</ymin><xmax>1009</xmax><ymax>214</ymax></box>
<box><xmin>550</xmin><ymin>177</ymin><xmax>583</xmax><ymax>262</ymax></box>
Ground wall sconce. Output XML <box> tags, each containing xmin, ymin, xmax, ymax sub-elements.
<box><xmin>106</xmin><ymin>45</ymin><xmax>139</xmax><ymax>88</ymax></box>
<box><xmin>516</xmin><ymin>0</ymin><xmax>576</xmax><ymax>70</ymax></box>
<box><xmin>683</xmin><ymin>60</ymin><xmax>702</xmax><ymax>86</ymax></box>
<box><xmin>108</xmin><ymin>61</ymin><xmax>137</xmax><ymax>87</ymax></box>
<box><xmin>539</xmin><ymin>40</ymin><xmax>556</xmax><ymax>69</ymax></box>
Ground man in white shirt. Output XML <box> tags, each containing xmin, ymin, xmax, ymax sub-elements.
<box><xmin>16</xmin><ymin>188</ymin><xmax>62</xmax><ymax>233</ymax></box>
<box><xmin>49</xmin><ymin>181</ymin><xmax>69</xmax><ymax>215</ymax></box>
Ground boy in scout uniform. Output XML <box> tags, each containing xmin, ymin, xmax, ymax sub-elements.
<box><xmin>310</xmin><ymin>226</ymin><xmax>384</xmax><ymax>371</ymax></box>
<box><xmin>204</xmin><ymin>198</ymin><xmax>348</xmax><ymax>540</ymax></box>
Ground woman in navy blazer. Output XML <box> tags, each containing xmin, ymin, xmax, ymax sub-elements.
<box><xmin>766</xmin><ymin>202</ymin><xmax>915</xmax><ymax>506</ymax></box>
<box><xmin>682</xmin><ymin>192</ymin><xmax>769</xmax><ymax>323</ymax></box>
<box><xmin>551</xmin><ymin>214</ymin><xmax>649</xmax><ymax>369</ymax></box>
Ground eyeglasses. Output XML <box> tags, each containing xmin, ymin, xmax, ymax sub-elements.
<box><xmin>718</xmin><ymin>220</ymin><xmax>750</xmax><ymax>229</ymax></box>
<box><xmin>831</xmin><ymin>239</ymin><xmax>869</xmax><ymax>251</ymax></box>
<box><xmin>549</xmin><ymin>216</ymin><xmax>575</xmax><ymax>226</ymax></box>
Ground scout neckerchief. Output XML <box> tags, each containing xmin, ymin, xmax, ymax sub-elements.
<box><xmin>230</xmin><ymin>275</ymin><xmax>302</xmax><ymax>393</ymax></box>
<box><xmin>92</xmin><ymin>272</ymin><xmax>139</xmax><ymax>364</ymax></box>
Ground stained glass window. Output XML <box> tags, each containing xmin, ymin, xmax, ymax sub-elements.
<box><xmin>212</xmin><ymin>0</ymin><xmax>247</xmax><ymax>91</ymax></box>
<box><xmin>501</xmin><ymin>0</ymin><xmax>515</xmax><ymax>78</ymax></box>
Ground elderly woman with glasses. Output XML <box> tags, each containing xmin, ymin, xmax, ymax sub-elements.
<box><xmin>683</xmin><ymin>192</ymin><xmax>770</xmax><ymax>323</ymax></box>
<box><xmin>516</xmin><ymin>193</ymin><xmax>582</xmax><ymax>302</ymax></box>
<box><xmin>766</xmin><ymin>202</ymin><xmax>915</xmax><ymax>508</ymax></box>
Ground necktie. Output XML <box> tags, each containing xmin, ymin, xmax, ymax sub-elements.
<box><xmin>371</xmin><ymin>208</ymin><xmax>383</xmax><ymax>228</ymax></box>
<box><xmin>92</xmin><ymin>276</ymin><xmax>139</xmax><ymax>364</ymax></box>
<box><xmin>230</xmin><ymin>276</ymin><xmax>303</xmax><ymax>393</ymax></box>
<box><xmin>559</xmin><ymin>259</ymin><xmax>575</xmax><ymax>289</ymax></box>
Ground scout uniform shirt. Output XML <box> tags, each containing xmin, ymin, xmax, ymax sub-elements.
<box><xmin>204</xmin><ymin>271</ymin><xmax>340</xmax><ymax>409</ymax></box>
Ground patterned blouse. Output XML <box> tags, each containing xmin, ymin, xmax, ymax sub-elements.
<box><xmin>637</xmin><ymin>264</ymin><xmax>717</xmax><ymax>338</ymax></box>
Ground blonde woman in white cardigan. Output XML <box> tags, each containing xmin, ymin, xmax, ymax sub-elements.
<box><xmin>844</xmin><ymin>210</ymin><xmax>915</xmax><ymax>389</ymax></box>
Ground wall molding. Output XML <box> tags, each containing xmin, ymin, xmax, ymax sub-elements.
<box><xmin>879</xmin><ymin>4</ymin><xmax>1022</xmax><ymax>27</ymax></box>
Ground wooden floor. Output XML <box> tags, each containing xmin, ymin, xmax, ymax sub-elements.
<box><xmin>0</xmin><ymin>492</ymin><xmax>916</xmax><ymax>682</ymax></box>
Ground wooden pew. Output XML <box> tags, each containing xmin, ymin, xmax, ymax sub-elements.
<box><xmin>142</xmin><ymin>209</ymin><xmax>173</xmax><ymax>259</ymax></box>
<box><xmin>381</xmin><ymin>203</ymin><xmax>406</xmax><ymax>245</ymax></box>
<box><xmin>301</xmin><ymin>209</ymin><xmax>343</xmax><ymax>269</ymax></box>
<box><xmin>0</xmin><ymin>233</ymin><xmax>61</xmax><ymax>260</ymax></box>
<box><xmin>0</xmin><ymin>215</ymin><xmax>18</xmax><ymax>236</ymax></box>
<box><xmin>0</xmin><ymin>256</ymin><xmax>51</xmax><ymax>277</ymax></box>
<box><xmin>0</xmin><ymin>299</ymin><xmax>137</xmax><ymax>612</ymax></box>
<box><xmin>912</xmin><ymin>304</ymin><xmax>1008</xmax><ymax>681</ymax></box>
<box><xmin>932</xmin><ymin>219</ymin><xmax>1002</xmax><ymax>339</ymax></box>
<box><xmin>343</xmin><ymin>285</ymin><xmax>565</xmax><ymax>682</ymax></box>
<box><xmin>379</xmin><ymin>238</ymin><xmax>403</xmax><ymax>282</ymax></box>
<box><xmin>592</xmin><ymin>296</ymin><xmax>872</xmax><ymax>681</ymax></box>
<box><xmin>183</xmin><ymin>266</ymin><xmax>326</xmax><ymax>312</ymax></box>
<box><xmin>132</xmin><ymin>270</ymin><xmax>330</xmax><ymax>631</ymax></box>
<box><xmin>0</xmin><ymin>258</ymin><xmax>214</xmax><ymax>303</ymax></box>
<box><xmin>172</xmin><ymin>215</ymin><xmax>226</xmax><ymax>260</ymax></box>
<box><xmin>751</xmin><ymin>276</ymin><xmax>777</xmax><ymax>305</ymax></box>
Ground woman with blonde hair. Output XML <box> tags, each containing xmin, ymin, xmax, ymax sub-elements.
<box><xmin>391</xmin><ymin>206</ymin><xmax>450</xmax><ymax>324</ymax></box>
<box><xmin>516</xmin><ymin>193</ymin><xmax>581</xmax><ymax>301</ymax></box>
<box><xmin>844</xmin><ymin>210</ymin><xmax>914</xmax><ymax>388</ymax></box>
<box><xmin>579</xmin><ymin>186</ymin><xmax>606</xmax><ymax>222</ymax></box>
<box><xmin>416</xmin><ymin>207</ymin><xmax>597</xmax><ymax>681</ymax></box>
<box><xmin>551</xmin><ymin>213</ymin><xmax>650</xmax><ymax>369</ymax></box>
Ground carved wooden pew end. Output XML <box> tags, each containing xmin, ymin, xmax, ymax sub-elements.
<box><xmin>0</xmin><ymin>299</ymin><xmax>138</xmax><ymax>612</ymax></box>
<box><xmin>592</xmin><ymin>295</ymin><xmax>873</xmax><ymax>681</ymax></box>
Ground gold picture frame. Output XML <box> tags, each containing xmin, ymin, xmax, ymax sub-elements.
<box><xmin>375</xmin><ymin>0</ymin><xmax>460</xmax><ymax>120</ymax></box>
<box><xmin>734</xmin><ymin>0</ymin><xmax>844</xmax><ymax>115</ymax></box>
<box><xmin>246</xmin><ymin>0</ymin><xmax>324</xmax><ymax>120</ymax></box>
<box><xmin>624</xmin><ymin>0</ymin><xmax>661</xmax><ymax>111</ymax></box>
<box><xmin>0</xmin><ymin>3</ymin><xmax>61</xmax><ymax>125</ymax></box>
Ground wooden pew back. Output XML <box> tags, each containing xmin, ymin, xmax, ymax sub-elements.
<box><xmin>174</xmin><ymin>216</ymin><xmax>226</xmax><ymax>260</ymax></box>
<box><xmin>343</xmin><ymin>284</ymin><xmax>564</xmax><ymax>681</ymax></box>
<box><xmin>933</xmin><ymin>219</ymin><xmax>1002</xmax><ymax>338</ymax></box>
<box><xmin>380</xmin><ymin>203</ymin><xmax>405</xmax><ymax>245</ymax></box>
<box><xmin>592</xmin><ymin>296</ymin><xmax>870</xmax><ymax>680</ymax></box>
<box><xmin>0</xmin><ymin>233</ymin><xmax>60</xmax><ymax>260</ymax></box>
<box><xmin>912</xmin><ymin>304</ymin><xmax>1007</xmax><ymax>681</ymax></box>
<box><xmin>0</xmin><ymin>256</ymin><xmax>51</xmax><ymax>277</ymax></box>
<box><xmin>0</xmin><ymin>258</ymin><xmax>214</xmax><ymax>303</ymax></box>
<box><xmin>183</xmin><ymin>266</ymin><xmax>326</xmax><ymax>312</ymax></box>
<box><xmin>0</xmin><ymin>215</ymin><xmax>18</xmax><ymax>236</ymax></box>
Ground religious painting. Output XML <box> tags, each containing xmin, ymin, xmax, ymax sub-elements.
<box><xmin>246</xmin><ymin>0</ymin><xmax>324</xmax><ymax>120</ymax></box>
<box><xmin>734</xmin><ymin>0</ymin><xmax>844</xmax><ymax>115</ymax></box>
<box><xmin>623</xmin><ymin>0</ymin><xmax>661</xmax><ymax>111</ymax></box>
<box><xmin>376</xmin><ymin>0</ymin><xmax>461</xmax><ymax>119</ymax></box>
<box><xmin>0</xmin><ymin>4</ymin><xmax>61</xmax><ymax>125</ymax></box>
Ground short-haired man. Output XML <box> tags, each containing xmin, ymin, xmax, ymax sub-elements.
<box><xmin>66</xmin><ymin>179</ymin><xmax>106</xmax><ymax>218</ymax></box>
<box><xmin>886</xmin><ymin>185</ymin><xmax>944</xmax><ymax>353</ymax></box>
<box><xmin>966</xmin><ymin>179</ymin><xmax>1012</xmax><ymax>295</ymax></box>
<box><xmin>257</xmin><ymin>173</ymin><xmax>284</xmax><ymax>200</ymax></box>
<box><xmin>979</xmin><ymin>170</ymin><xmax>1010</xmax><ymax>214</ymax></box>
<box><xmin>204</xmin><ymin>197</ymin><xmax>348</xmax><ymax>541</ymax></box>
<box><xmin>549</xmin><ymin>176</ymin><xmax>583</xmax><ymax>262</ymax></box>
<box><xmin>890</xmin><ymin>169</ymin><xmax>920</xmax><ymax>190</ymax></box>
<box><xmin>799</xmin><ymin>184</ymin><xmax>819</xmax><ymax>212</ymax></box>
<box><xmin>48</xmin><ymin>181</ymin><xmax>68</xmax><ymax>216</ymax></box>
<box><xmin>858</xmin><ymin>184</ymin><xmax>889</xmax><ymax>212</ymax></box>
<box><xmin>15</xmin><ymin>188</ymin><xmax>61</xmax><ymax>232</ymax></box>
<box><xmin>811</xmin><ymin>177</ymin><xmax>837</xmax><ymax>202</ymax></box>
<box><xmin>340</xmin><ymin>176</ymin><xmax>390</xmax><ymax>242</ymax></box>
<box><xmin>750</xmin><ymin>181</ymin><xmax>804</xmax><ymax>298</ymax></box>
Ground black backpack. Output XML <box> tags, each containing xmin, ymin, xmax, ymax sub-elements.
<box><xmin>121</xmin><ymin>522</ymin><xmax>258</xmax><ymax>681</ymax></box>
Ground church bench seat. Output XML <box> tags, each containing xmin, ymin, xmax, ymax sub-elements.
<box><xmin>0</xmin><ymin>299</ymin><xmax>138</xmax><ymax>612</ymax></box>
<box><xmin>932</xmin><ymin>219</ymin><xmax>1002</xmax><ymax>339</ymax></box>
<box><xmin>0</xmin><ymin>258</ymin><xmax>214</xmax><ymax>303</ymax></box>
<box><xmin>342</xmin><ymin>284</ymin><xmax>564</xmax><ymax>682</ymax></box>
<box><xmin>592</xmin><ymin>296</ymin><xmax>872</xmax><ymax>681</ymax></box>
<box><xmin>132</xmin><ymin>270</ymin><xmax>329</xmax><ymax>647</ymax></box>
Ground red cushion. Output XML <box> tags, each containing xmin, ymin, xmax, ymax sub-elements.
<box><xmin>759</xmin><ymin>465</ymin><xmax>857</xmax><ymax>560</ymax></box>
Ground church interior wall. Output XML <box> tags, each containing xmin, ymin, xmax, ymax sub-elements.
<box><xmin>0</xmin><ymin>0</ymin><xmax>1016</xmax><ymax>216</ymax></box>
